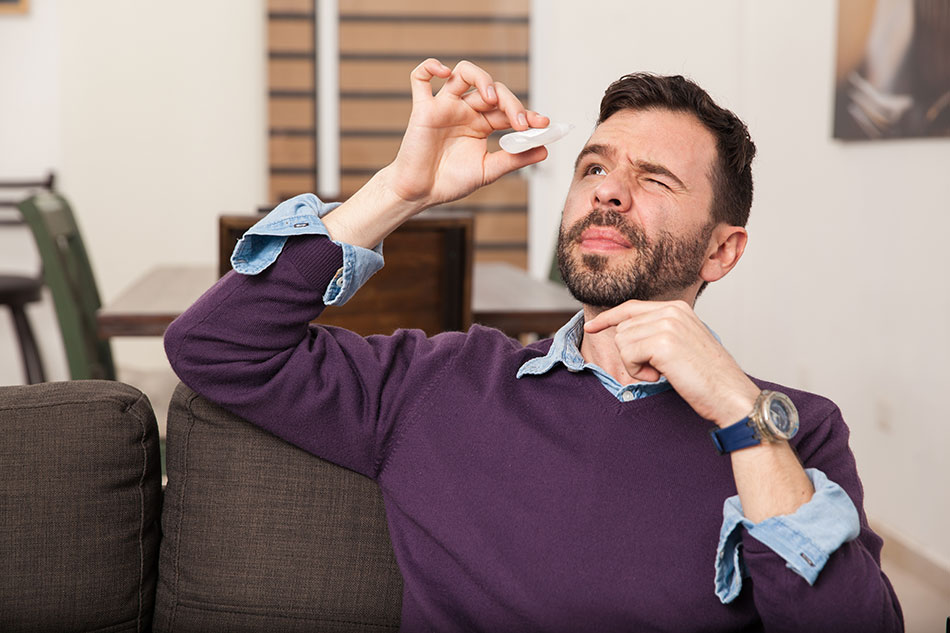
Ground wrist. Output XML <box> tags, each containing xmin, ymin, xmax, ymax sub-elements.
<box><xmin>323</xmin><ymin>168</ymin><xmax>428</xmax><ymax>249</ymax></box>
<box><xmin>712</xmin><ymin>383</ymin><xmax>761</xmax><ymax>429</ymax></box>
<box><xmin>371</xmin><ymin>166</ymin><xmax>432</xmax><ymax>213</ymax></box>
<box><xmin>710</xmin><ymin>389</ymin><xmax>800</xmax><ymax>455</ymax></box>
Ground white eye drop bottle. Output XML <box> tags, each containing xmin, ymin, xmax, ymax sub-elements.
<box><xmin>499</xmin><ymin>123</ymin><xmax>574</xmax><ymax>154</ymax></box>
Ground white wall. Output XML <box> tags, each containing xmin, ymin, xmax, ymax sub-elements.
<box><xmin>0</xmin><ymin>0</ymin><xmax>66</xmax><ymax>384</ymax></box>
<box><xmin>0</xmin><ymin>0</ymin><xmax>266</xmax><ymax>382</ymax></box>
<box><xmin>531</xmin><ymin>0</ymin><xmax>950</xmax><ymax>568</ymax></box>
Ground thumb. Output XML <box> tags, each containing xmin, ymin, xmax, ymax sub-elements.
<box><xmin>483</xmin><ymin>146</ymin><xmax>547</xmax><ymax>183</ymax></box>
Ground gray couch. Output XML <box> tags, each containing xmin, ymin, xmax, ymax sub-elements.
<box><xmin>0</xmin><ymin>380</ymin><xmax>403</xmax><ymax>632</ymax></box>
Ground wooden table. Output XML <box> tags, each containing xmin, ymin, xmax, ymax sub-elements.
<box><xmin>97</xmin><ymin>262</ymin><xmax>580</xmax><ymax>340</ymax></box>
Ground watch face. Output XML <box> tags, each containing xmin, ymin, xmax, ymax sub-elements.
<box><xmin>770</xmin><ymin>400</ymin><xmax>791</xmax><ymax>432</ymax></box>
<box><xmin>763</xmin><ymin>392</ymin><xmax>799</xmax><ymax>439</ymax></box>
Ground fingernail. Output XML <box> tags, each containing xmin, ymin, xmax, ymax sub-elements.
<box><xmin>518</xmin><ymin>112</ymin><xmax>528</xmax><ymax>127</ymax></box>
<box><xmin>487</xmin><ymin>84</ymin><xmax>497</xmax><ymax>101</ymax></box>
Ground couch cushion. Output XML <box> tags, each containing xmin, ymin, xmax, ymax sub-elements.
<box><xmin>0</xmin><ymin>380</ymin><xmax>162</xmax><ymax>633</ymax></box>
<box><xmin>154</xmin><ymin>383</ymin><xmax>402</xmax><ymax>632</ymax></box>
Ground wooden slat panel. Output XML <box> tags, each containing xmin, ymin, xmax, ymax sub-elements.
<box><xmin>267</xmin><ymin>1</ymin><xmax>533</xmax><ymax>270</ymax></box>
<box><xmin>474</xmin><ymin>248</ymin><xmax>527</xmax><ymax>269</ymax></box>
<box><xmin>341</xmin><ymin>137</ymin><xmax>400</xmax><ymax>169</ymax></box>
<box><xmin>269</xmin><ymin>174</ymin><xmax>316</xmax><ymax>203</ymax></box>
<box><xmin>445</xmin><ymin>176</ymin><xmax>527</xmax><ymax>207</ymax></box>
<box><xmin>340</xmin><ymin>59</ymin><xmax>528</xmax><ymax>94</ymax></box>
<box><xmin>474</xmin><ymin>211</ymin><xmax>527</xmax><ymax>244</ymax></box>
<box><xmin>340</xmin><ymin>173</ymin><xmax>372</xmax><ymax>194</ymax></box>
<box><xmin>270</xmin><ymin>136</ymin><xmax>314</xmax><ymax>168</ymax></box>
<box><xmin>269</xmin><ymin>59</ymin><xmax>314</xmax><ymax>91</ymax></box>
<box><xmin>269</xmin><ymin>0</ymin><xmax>313</xmax><ymax>12</ymax></box>
<box><xmin>340</xmin><ymin>0</ymin><xmax>528</xmax><ymax>17</ymax></box>
<box><xmin>269</xmin><ymin>20</ymin><xmax>314</xmax><ymax>53</ymax></box>
<box><xmin>339</xmin><ymin>22</ymin><xmax>528</xmax><ymax>55</ymax></box>
<box><xmin>341</xmin><ymin>98</ymin><xmax>410</xmax><ymax>131</ymax></box>
<box><xmin>270</xmin><ymin>96</ymin><xmax>315</xmax><ymax>129</ymax></box>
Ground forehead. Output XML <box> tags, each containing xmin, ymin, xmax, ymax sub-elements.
<box><xmin>584</xmin><ymin>108</ymin><xmax>718</xmax><ymax>187</ymax></box>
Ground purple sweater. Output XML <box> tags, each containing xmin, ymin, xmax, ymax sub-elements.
<box><xmin>165</xmin><ymin>235</ymin><xmax>903</xmax><ymax>632</ymax></box>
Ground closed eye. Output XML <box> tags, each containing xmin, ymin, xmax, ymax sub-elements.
<box><xmin>646</xmin><ymin>178</ymin><xmax>671</xmax><ymax>190</ymax></box>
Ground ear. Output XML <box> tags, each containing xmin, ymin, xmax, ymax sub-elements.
<box><xmin>700</xmin><ymin>224</ymin><xmax>747</xmax><ymax>283</ymax></box>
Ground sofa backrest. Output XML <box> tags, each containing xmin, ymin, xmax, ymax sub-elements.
<box><xmin>0</xmin><ymin>380</ymin><xmax>163</xmax><ymax>633</ymax></box>
<box><xmin>154</xmin><ymin>383</ymin><xmax>403</xmax><ymax>632</ymax></box>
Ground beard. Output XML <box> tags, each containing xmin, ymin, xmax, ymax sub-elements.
<box><xmin>556</xmin><ymin>208</ymin><xmax>713</xmax><ymax>307</ymax></box>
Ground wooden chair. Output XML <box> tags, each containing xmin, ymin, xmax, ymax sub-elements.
<box><xmin>17</xmin><ymin>192</ymin><xmax>116</xmax><ymax>380</ymax></box>
<box><xmin>0</xmin><ymin>174</ymin><xmax>56</xmax><ymax>383</ymax></box>
<box><xmin>219</xmin><ymin>211</ymin><xmax>473</xmax><ymax>337</ymax></box>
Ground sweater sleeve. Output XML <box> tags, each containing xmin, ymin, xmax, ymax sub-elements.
<box><xmin>164</xmin><ymin>233</ymin><xmax>456</xmax><ymax>479</ymax></box>
<box><xmin>741</xmin><ymin>398</ymin><xmax>904</xmax><ymax>632</ymax></box>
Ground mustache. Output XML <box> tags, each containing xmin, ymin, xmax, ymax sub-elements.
<box><xmin>562</xmin><ymin>208</ymin><xmax>646</xmax><ymax>247</ymax></box>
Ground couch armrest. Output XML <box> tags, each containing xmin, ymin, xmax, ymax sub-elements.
<box><xmin>155</xmin><ymin>382</ymin><xmax>402</xmax><ymax>632</ymax></box>
<box><xmin>0</xmin><ymin>380</ymin><xmax>162</xmax><ymax>632</ymax></box>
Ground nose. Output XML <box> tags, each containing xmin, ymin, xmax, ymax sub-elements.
<box><xmin>592</xmin><ymin>171</ymin><xmax>631</xmax><ymax>212</ymax></box>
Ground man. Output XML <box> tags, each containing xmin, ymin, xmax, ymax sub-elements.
<box><xmin>165</xmin><ymin>59</ymin><xmax>903</xmax><ymax>632</ymax></box>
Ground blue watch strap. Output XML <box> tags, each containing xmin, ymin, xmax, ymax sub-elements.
<box><xmin>710</xmin><ymin>418</ymin><xmax>761</xmax><ymax>454</ymax></box>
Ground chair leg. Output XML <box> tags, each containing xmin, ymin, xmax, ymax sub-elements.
<box><xmin>10</xmin><ymin>305</ymin><xmax>46</xmax><ymax>384</ymax></box>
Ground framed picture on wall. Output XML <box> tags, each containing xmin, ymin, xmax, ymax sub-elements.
<box><xmin>833</xmin><ymin>0</ymin><xmax>950</xmax><ymax>140</ymax></box>
<box><xmin>0</xmin><ymin>0</ymin><xmax>28</xmax><ymax>15</ymax></box>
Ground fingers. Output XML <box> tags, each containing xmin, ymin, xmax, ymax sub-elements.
<box><xmin>440</xmin><ymin>60</ymin><xmax>499</xmax><ymax>107</ymax></box>
<box><xmin>439</xmin><ymin>61</ymin><xmax>543</xmax><ymax>132</ymax></box>
<box><xmin>481</xmin><ymin>109</ymin><xmax>549</xmax><ymax>132</ymax></box>
<box><xmin>584</xmin><ymin>301</ymin><xmax>648</xmax><ymax>334</ymax></box>
<box><xmin>461</xmin><ymin>80</ymin><xmax>539</xmax><ymax>131</ymax></box>
<box><xmin>409</xmin><ymin>58</ymin><xmax>452</xmax><ymax>103</ymax></box>
<box><xmin>416</xmin><ymin>58</ymin><xmax>550</xmax><ymax>135</ymax></box>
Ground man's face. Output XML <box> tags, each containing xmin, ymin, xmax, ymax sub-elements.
<box><xmin>557</xmin><ymin>108</ymin><xmax>720</xmax><ymax>307</ymax></box>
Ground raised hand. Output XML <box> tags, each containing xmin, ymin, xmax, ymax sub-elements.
<box><xmin>386</xmin><ymin>58</ymin><xmax>550</xmax><ymax>207</ymax></box>
<box><xmin>323</xmin><ymin>58</ymin><xmax>550</xmax><ymax>249</ymax></box>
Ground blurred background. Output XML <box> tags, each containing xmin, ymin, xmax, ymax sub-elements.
<box><xmin>1</xmin><ymin>1</ymin><xmax>948</xmax><ymax>628</ymax></box>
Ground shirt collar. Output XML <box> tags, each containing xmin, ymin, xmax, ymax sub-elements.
<box><xmin>515</xmin><ymin>309</ymin><xmax>668</xmax><ymax>391</ymax></box>
<box><xmin>517</xmin><ymin>310</ymin><xmax>588</xmax><ymax>378</ymax></box>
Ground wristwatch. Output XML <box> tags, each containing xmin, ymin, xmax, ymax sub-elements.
<box><xmin>710</xmin><ymin>390</ymin><xmax>799</xmax><ymax>454</ymax></box>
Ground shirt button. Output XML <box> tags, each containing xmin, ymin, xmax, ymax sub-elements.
<box><xmin>621</xmin><ymin>391</ymin><xmax>635</xmax><ymax>402</ymax></box>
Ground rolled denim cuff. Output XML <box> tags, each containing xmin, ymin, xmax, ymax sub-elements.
<box><xmin>714</xmin><ymin>468</ymin><xmax>860</xmax><ymax>603</ymax></box>
<box><xmin>230</xmin><ymin>193</ymin><xmax>384</xmax><ymax>305</ymax></box>
<box><xmin>321</xmin><ymin>242</ymin><xmax>384</xmax><ymax>306</ymax></box>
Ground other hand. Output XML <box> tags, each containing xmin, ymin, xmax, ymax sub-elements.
<box><xmin>584</xmin><ymin>300</ymin><xmax>761</xmax><ymax>426</ymax></box>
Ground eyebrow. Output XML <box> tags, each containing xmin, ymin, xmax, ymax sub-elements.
<box><xmin>573</xmin><ymin>143</ymin><xmax>688</xmax><ymax>191</ymax></box>
<box><xmin>573</xmin><ymin>143</ymin><xmax>612</xmax><ymax>171</ymax></box>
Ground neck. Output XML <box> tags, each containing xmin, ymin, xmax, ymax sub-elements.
<box><xmin>577</xmin><ymin>305</ymin><xmax>632</xmax><ymax>384</ymax></box>
<box><xmin>578</xmin><ymin>289</ymin><xmax>698</xmax><ymax>385</ymax></box>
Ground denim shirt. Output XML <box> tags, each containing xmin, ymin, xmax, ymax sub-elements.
<box><xmin>232</xmin><ymin>194</ymin><xmax>861</xmax><ymax>604</ymax></box>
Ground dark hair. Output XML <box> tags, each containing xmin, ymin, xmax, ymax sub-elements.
<box><xmin>599</xmin><ymin>73</ymin><xmax>756</xmax><ymax>228</ymax></box>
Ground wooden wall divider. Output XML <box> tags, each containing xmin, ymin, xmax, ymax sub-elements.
<box><xmin>268</xmin><ymin>0</ymin><xmax>531</xmax><ymax>268</ymax></box>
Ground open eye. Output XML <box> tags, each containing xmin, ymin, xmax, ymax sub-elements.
<box><xmin>585</xmin><ymin>164</ymin><xmax>607</xmax><ymax>176</ymax></box>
